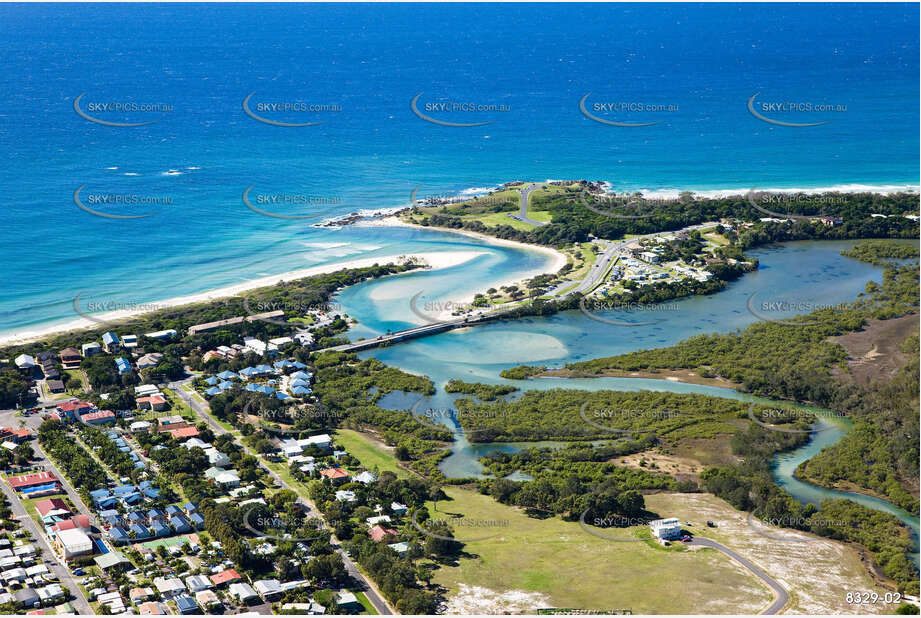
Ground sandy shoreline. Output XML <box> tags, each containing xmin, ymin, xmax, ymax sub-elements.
<box><xmin>0</xmin><ymin>251</ymin><xmax>486</xmax><ymax>347</ymax></box>
<box><xmin>1</xmin><ymin>220</ymin><xmax>568</xmax><ymax>346</ymax></box>
<box><xmin>359</xmin><ymin>216</ymin><xmax>569</xmax><ymax>319</ymax></box>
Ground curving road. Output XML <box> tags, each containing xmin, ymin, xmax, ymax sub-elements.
<box><xmin>168</xmin><ymin>379</ymin><xmax>394</xmax><ymax>615</ymax></box>
<box><xmin>508</xmin><ymin>183</ymin><xmax>548</xmax><ymax>227</ymax></box>
<box><xmin>690</xmin><ymin>537</ymin><xmax>789</xmax><ymax>614</ymax></box>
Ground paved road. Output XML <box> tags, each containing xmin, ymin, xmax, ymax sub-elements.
<box><xmin>508</xmin><ymin>182</ymin><xmax>548</xmax><ymax>227</ymax></box>
<box><xmin>0</xmin><ymin>438</ymin><xmax>94</xmax><ymax>614</ymax></box>
<box><xmin>168</xmin><ymin>379</ymin><xmax>395</xmax><ymax>615</ymax></box>
<box><xmin>690</xmin><ymin>537</ymin><xmax>788</xmax><ymax>614</ymax></box>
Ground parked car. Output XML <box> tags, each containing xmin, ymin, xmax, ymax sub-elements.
<box><xmin>72</xmin><ymin>568</ymin><xmax>86</xmax><ymax>576</ymax></box>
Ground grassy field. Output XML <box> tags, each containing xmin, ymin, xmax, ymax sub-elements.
<box><xmin>426</xmin><ymin>487</ymin><xmax>773</xmax><ymax>614</ymax></box>
<box><xmin>353</xmin><ymin>590</ymin><xmax>378</xmax><ymax>615</ymax></box>
<box><xmin>334</xmin><ymin>429</ymin><xmax>409</xmax><ymax>478</ymax></box>
<box><xmin>644</xmin><ymin>493</ymin><xmax>893</xmax><ymax>614</ymax></box>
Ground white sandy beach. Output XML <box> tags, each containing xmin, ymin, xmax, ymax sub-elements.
<box><xmin>0</xmin><ymin>251</ymin><xmax>488</xmax><ymax>347</ymax></box>
<box><xmin>359</xmin><ymin>216</ymin><xmax>569</xmax><ymax>320</ymax></box>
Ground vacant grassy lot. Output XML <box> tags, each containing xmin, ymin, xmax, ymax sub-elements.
<box><xmin>334</xmin><ymin>429</ymin><xmax>409</xmax><ymax>478</ymax></box>
<box><xmin>427</xmin><ymin>487</ymin><xmax>773</xmax><ymax>614</ymax></box>
<box><xmin>645</xmin><ymin>492</ymin><xmax>893</xmax><ymax>614</ymax></box>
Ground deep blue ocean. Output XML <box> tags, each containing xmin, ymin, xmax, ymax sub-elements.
<box><xmin>0</xmin><ymin>3</ymin><xmax>917</xmax><ymax>336</ymax></box>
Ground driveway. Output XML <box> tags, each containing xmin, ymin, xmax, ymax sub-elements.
<box><xmin>689</xmin><ymin>537</ymin><xmax>789</xmax><ymax>614</ymax></box>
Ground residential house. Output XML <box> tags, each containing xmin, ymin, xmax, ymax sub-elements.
<box><xmin>101</xmin><ymin>332</ymin><xmax>120</xmax><ymax>353</ymax></box>
<box><xmin>319</xmin><ymin>468</ymin><xmax>350</xmax><ymax>484</ymax></box>
<box><xmin>210</xmin><ymin>569</ymin><xmax>241</xmax><ymax>587</ymax></box>
<box><xmin>137</xmin><ymin>353</ymin><xmax>164</xmax><ymax>370</ymax></box>
<box><xmin>184</xmin><ymin>574</ymin><xmax>212</xmax><ymax>593</ymax></box>
<box><xmin>649</xmin><ymin>517</ymin><xmax>683</xmax><ymax>540</ymax></box>
<box><xmin>153</xmin><ymin>576</ymin><xmax>186</xmax><ymax>597</ymax></box>
<box><xmin>81</xmin><ymin>342</ymin><xmax>102</xmax><ymax>357</ymax></box>
<box><xmin>144</xmin><ymin>329</ymin><xmax>177</xmax><ymax>340</ymax></box>
<box><xmin>59</xmin><ymin>348</ymin><xmax>81</xmax><ymax>369</ymax></box>
<box><xmin>175</xmin><ymin>594</ymin><xmax>199</xmax><ymax>615</ymax></box>
<box><xmin>80</xmin><ymin>410</ymin><xmax>115</xmax><ymax>426</ymax></box>
<box><xmin>253</xmin><ymin>579</ymin><xmax>283</xmax><ymax>601</ymax></box>
<box><xmin>229</xmin><ymin>582</ymin><xmax>259</xmax><ymax>604</ymax></box>
<box><xmin>368</xmin><ymin>525</ymin><xmax>399</xmax><ymax>542</ymax></box>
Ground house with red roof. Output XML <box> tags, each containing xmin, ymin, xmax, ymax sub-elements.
<box><xmin>80</xmin><ymin>410</ymin><xmax>116</xmax><ymax>426</ymax></box>
<box><xmin>0</xmin><ymin>426</ymin><xmax>32</xmax><ymax>443</ymax></box>
<box><xmin>56</xmin><ymin>400</ymin><xmax>95</xmax><ymax>420</ymax></box>
<box><xmin>136</xmin><ymin>395</ymin><xmax>168</xmax><ymax>411</ymax></box>
<box><xmin>209</xmin><ymin>569</ymin><xmax>241</xmax><ymax>587</ymax></box>
<box><xmin>169</xmin><ymin>426</ymin><xmax>200</xmax><ymax>439</ymax></box>
<box><xmin>7</xmin><ymin>471</ymin><xmax>59</xmax><ymax>492</ymax></box>
<box><xmin>50</xmin><ymin>515</ymin><xmax>91</xmax><ymax>535</ymax></box>
<box><xmin>319</xmin><ymin>468</ymin><xmax>350</xmax><ymax>484</ymax></box>
<box><xmin>368</xmin><ymin>524</ymin><xmax>399</xmax><ymax>542</ymax></box>
<box><xmin>34</xmin><ymin>498</ymin><xmax>71</xmax><ymax>521</ymax></box>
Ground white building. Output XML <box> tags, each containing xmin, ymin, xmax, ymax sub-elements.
<box><xmin>185</xmin><ymin>574</ymin><xmax>213</xmax><ymax>593</ymax></box>
<box><xmin>55</xmin><ymin>528</ymin><xmax>92</xmax><ymax>558</ymax></box>
<box><xmin>229</xmin><ymin>582</ymin><xmax>259</xmax><ymax>603</ymax></box>
<box><xmin>253</xmin><ymin>579</ymin><xmax>283</xmax><ymax>601</ymax></box>
<box><xmin>649</xmin><ymin>517</ymin><xmax>683</xmax><ymax>540</ymax></box>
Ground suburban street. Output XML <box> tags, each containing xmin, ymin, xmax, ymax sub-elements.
<box><xmin>0</xmin><ymin>410</ymin><xmax>93</xmax><ymax>614</ymax></box>
<box><xmin>167</xmin><ymin>379</ymin><xmax>395</xmax><ymax>615</ymax></box>
<box><xmin>689</xmin><ymin>537</ymin><xmax>789</xmax><ymax>615</ymax></box>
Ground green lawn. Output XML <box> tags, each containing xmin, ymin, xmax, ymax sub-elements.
<box><xmin>353</xmin><ymin>590</ymin><xmax>378</xmax><ymax>615</ymax></box>
<box><xmin>426</xmin><ymin>487</ymin><xmax>773</xmax><ymax>614</ymax></box>
<box><xmin>334</xmin><ymin>429</ymin><xmax>409</xmax><ymax>478</ymax></box>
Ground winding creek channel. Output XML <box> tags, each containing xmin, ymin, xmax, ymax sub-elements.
<box><xmin>336</xmin><ymin>235</ymin><xmax>920</xmax><ymax>563</ymax></box>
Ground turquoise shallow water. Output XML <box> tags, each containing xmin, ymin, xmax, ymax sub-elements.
<box><xmin>346</xmin><ymin>238</ymin><xmax>918</xmax><ymax>560</ymax></box>
<box><xmin>0</xmin><ymin>3</ymin><xmax>918</xmax><ymax>335</ymax></box>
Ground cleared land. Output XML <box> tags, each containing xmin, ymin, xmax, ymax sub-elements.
<box><xmin>830</xmin><ymin>314</ymin><xmax>919</xmax><ymax>386</ymax></box>
<box><xmin>645</xmin><ymin>493</ymin><xmax>894</xmax><ymax>615</ymax></box>
<box><xmin>334</xmin><ymin>429</ymin><xmax>410</xmax><ymax>478</ymax></box>
<box><xmin>427</xmin><ymin>487</ymin><xmax>773</xmax><ymax>614</ymax></box>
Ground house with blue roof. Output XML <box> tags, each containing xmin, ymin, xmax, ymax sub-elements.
<box><xmin>151</xmin><ymin>521</ymin><xmax>171</xmax><ymax>537</ymax></box>
<box><xmin>102</xmin><ymin>332</ymin><xmax>120</xmax><ymax>353</ymax></box>
<box><xmin>114</xmin><ymin>438</ymin><xmax>126</xmax><ymax>447</ymax></box>
<box><xmin>170</xmin><ymin>515</ymin><xmax>192</xmax><ymax>534</ymax></box>
<box><xmin>134</xmin><ymin>461</ymin><xmax>147</xmax><ymax>470</ymax></box>
<box><xmin>204</xmin><ymin>387</ymin><xmax>223</xmax><ymax>397</ymax></box>
<box><xmin>183</xmin><ymin>502</ymin><xmax>197</xmax><ymax>514</ymax></box>
<box><xmin>291</xmin><ymin>386</ymin><xmax>311</xmax><ymax>396</ymax></box>
<box><xmin>290</xmin><ymin>378</ymin><xmax>310</xmax><ymax>388</ymax></box>
<box><xmin>99</xmin><ymin>509</ymin><xmax>124</xmax><ymax>527</ymax></box>
<box><xmin>118</xmin><ymin>446</ymin><xmax>131</xmax><ymax>453</ymax></box>
<box><xmin>147</xmin><ymin>508</ymin><xmax>166</xmax><ymax>522</ymax></box>
<box><xmin>109</xmin><ymin>527</ymin><xmax>130</xmax><ymax>545</ymax></box>
<box><xmin>115</xmin><ymin>357</ymin><xmax>132</xmax><ymax>375</ymax></box>
<box><xmin>141</xmin><ymin>486</ymin><xmax>160</xmax><ymax>499</ymax></box>
<box><xmin>126</xmin><ymin>511</ymin><xmax>145</xmax><ymax>523</ymax></box>
<box><xmin>90</xmin><ymin>488</ymin><xmax>111</xmax><ymax>501</ymax></box>
<box><xmin>188</xmin><ymin>513</ymin><xmax>205</xmax><ymax>530</ymax></box>
<box><xmin>165</xmin><ymin>505</ymin><xmax>183</xmax><ymax>517</ymax></box>
<box><xmin>217</xmin><ymin>370</ymin><xmax>239</xmax><ymax>380</ymax></box>
<box><xmin>274</xmin><ymin>360</ymin><xmax>295</xmax><ymax>370</ymax></box>
<box><xmin>113</xmin><ymin>484</ymin><xmax>136</xmax><ymax>496</ymax></box>
<box><xmin>290</xmin><ymin>371</ymin><xmax>311</xmax><ymax>381</ymax></box>
<box><xmin>129</xmin><ymin>524</ymin><xmax>151</xmax><ymax>539</ymax></box>
<box><xmin>175</xmin><ymin>595</ymin><xmax>199</xmax><ymax>615</ymax></box>
<box><xmin>276</xmin><ymin>392</ymin><xmax>291</xmax><ymax>401</ymax></box>
<box><xmin>218</xmin><ymin>380</ymin><xmax>235</xmax><ymax>390</ymax></box>
<box><xmin>238</xmin><ymin>367</ymin><xmax>259</xmax><ymax>379</ymax></box>
<box><xmin>291</xmin><ymin>361</ymin><xmax>308</xmax><ymax>370</ymax></box>
<box><xmin>203</xmin><ymin>376</ymin><xmax>219</xmax><ymax>386</ymax></box>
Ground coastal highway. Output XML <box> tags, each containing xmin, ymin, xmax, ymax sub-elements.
<box><xmin>689</xmin><ymin>537</ymin><xmax>789</xmax><ymax>614</ymax></box>
<box><xmin>167</xmin><ymin>379</ymin><xmax>395</xmax><ymax>615</ymax></box>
